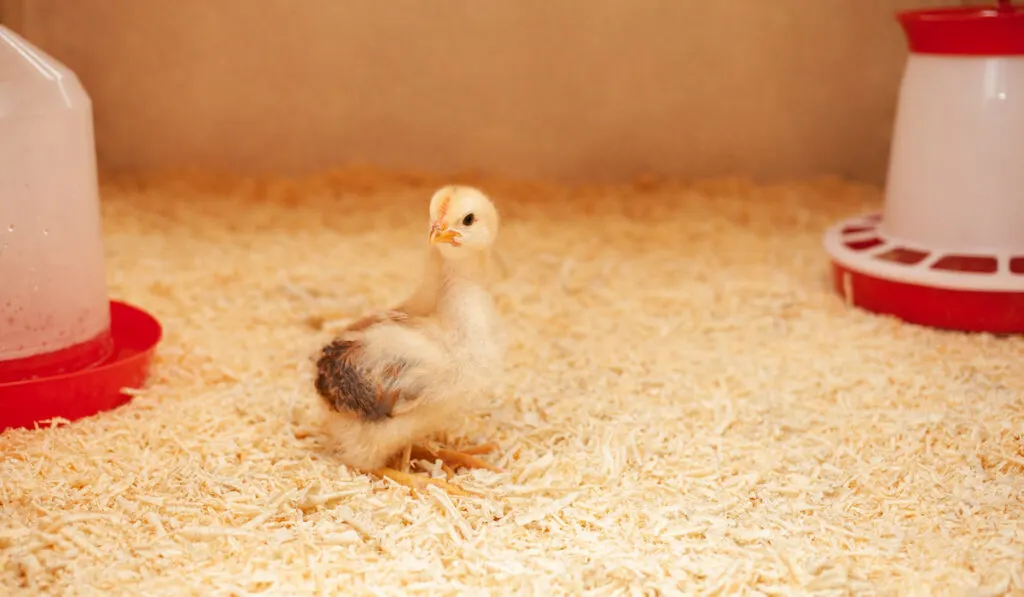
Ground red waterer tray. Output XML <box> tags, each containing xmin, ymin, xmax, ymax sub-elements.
<box><xmin>0</xmin><ymin>300</ymin><xmax>162</xmax><ymax>432</ymax></box>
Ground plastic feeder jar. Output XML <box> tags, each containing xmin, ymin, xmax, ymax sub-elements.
<box><xmin>0</xmin><ymin>26</ymin><xmax>161</xmax><ymax>431</ymax></box>
<box><xmin>823</xmin><ymin>0</ymin><xmax>1024</xmax><ymax>334</ymax></box>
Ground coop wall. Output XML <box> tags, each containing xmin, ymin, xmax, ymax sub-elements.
<box><xmin>0</xmin><ymin>0</ymin><xmax>981</xmax><ymax>184</ymax></box>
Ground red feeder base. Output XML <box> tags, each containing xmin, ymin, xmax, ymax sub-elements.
<box><xmin>830</xmin><ymin>261</ymin><xmax>1024</xmax><ymax>334</ymax></box>
<box><xmin>824</xmin><ymin>213</ymin><xmax>1024</xmax><ymax>335</ymax></box>
<box><xmin>0</xmin><ymin>300</ymin><xmax>162</xmax><ymax>432</ymax></box>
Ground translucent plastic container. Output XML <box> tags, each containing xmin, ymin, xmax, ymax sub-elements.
<box><xmin>0</xmin><ymin>25</ymin><xmax>113</xmax><ymax>382</ymax></box>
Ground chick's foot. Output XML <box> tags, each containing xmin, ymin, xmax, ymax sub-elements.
<box><xmin>411</xmin><ymin>443</ymin><xmax>504</xmax><ymax>476</ymax></box>
<box><xmin>372</xmin><ymin>467</ymin><xmax>475</xmax><ymax>497</ymax></box>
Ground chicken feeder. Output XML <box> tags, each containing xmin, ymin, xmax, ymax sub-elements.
<box><xmin>823</xmin><ymin>0</ymin><xmax>1024</xmax><ymax>334</ymax></box>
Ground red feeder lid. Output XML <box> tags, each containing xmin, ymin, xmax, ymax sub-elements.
<box><xmin>897</xmin><ymin>1</ymin><xmax>1024</xmax><ymax>56</ymax></box>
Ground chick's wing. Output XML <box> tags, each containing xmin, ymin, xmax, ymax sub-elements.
<box><xmin>314</xmin><ymin>320</ymin><xmax>446</xmax><ymax>421</ymax></box>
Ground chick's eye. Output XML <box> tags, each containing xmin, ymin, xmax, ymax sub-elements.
<box><xmin>462</xmin><ymin>213</ymin><xmax>475</xmax><ymax>226</ymax></box>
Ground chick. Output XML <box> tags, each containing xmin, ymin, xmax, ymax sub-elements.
<box><xmin>314</xmin><ymin>185</ymin><xmax>506</xmax><ymax>495</ymax></box>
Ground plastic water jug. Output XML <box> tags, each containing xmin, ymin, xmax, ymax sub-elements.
<box><xmin>0</xmin><ymin>25</ymin><xmax>113</xmax><ymax>382</ymax></box>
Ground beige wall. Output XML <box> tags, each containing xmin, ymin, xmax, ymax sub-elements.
<box><xmin>2</xmin><ymin>0</ymin><xmax>965</xmax><ymax>184</ymax></box>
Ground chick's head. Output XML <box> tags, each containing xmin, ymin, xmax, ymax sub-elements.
<box><xmin>427</xmin><ymin>185</ymin><xmax>499</xmax><ymax>258</ymax></box>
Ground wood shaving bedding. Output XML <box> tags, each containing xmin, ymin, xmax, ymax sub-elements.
<box><xmin>1</xmin><ymin>168</ymin><xmax>1022</xmax><ymax>596</ymax></box>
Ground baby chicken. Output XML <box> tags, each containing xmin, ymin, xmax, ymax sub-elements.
<box><xmin>314</xmin><ymin>185</ymin><xmax>506</xmax><ymax>495</ymax></box>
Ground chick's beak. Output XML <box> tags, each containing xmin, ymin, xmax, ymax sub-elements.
<box><xmin>429</xmin><ymin>222</ymin><xmax>461</xmax><ymax>246</ymax></box>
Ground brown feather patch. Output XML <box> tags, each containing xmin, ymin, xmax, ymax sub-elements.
<box><xmin>314</xmin><ymin>338</ymin><xmax>406</xmax><ymax>421</ymax></box>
